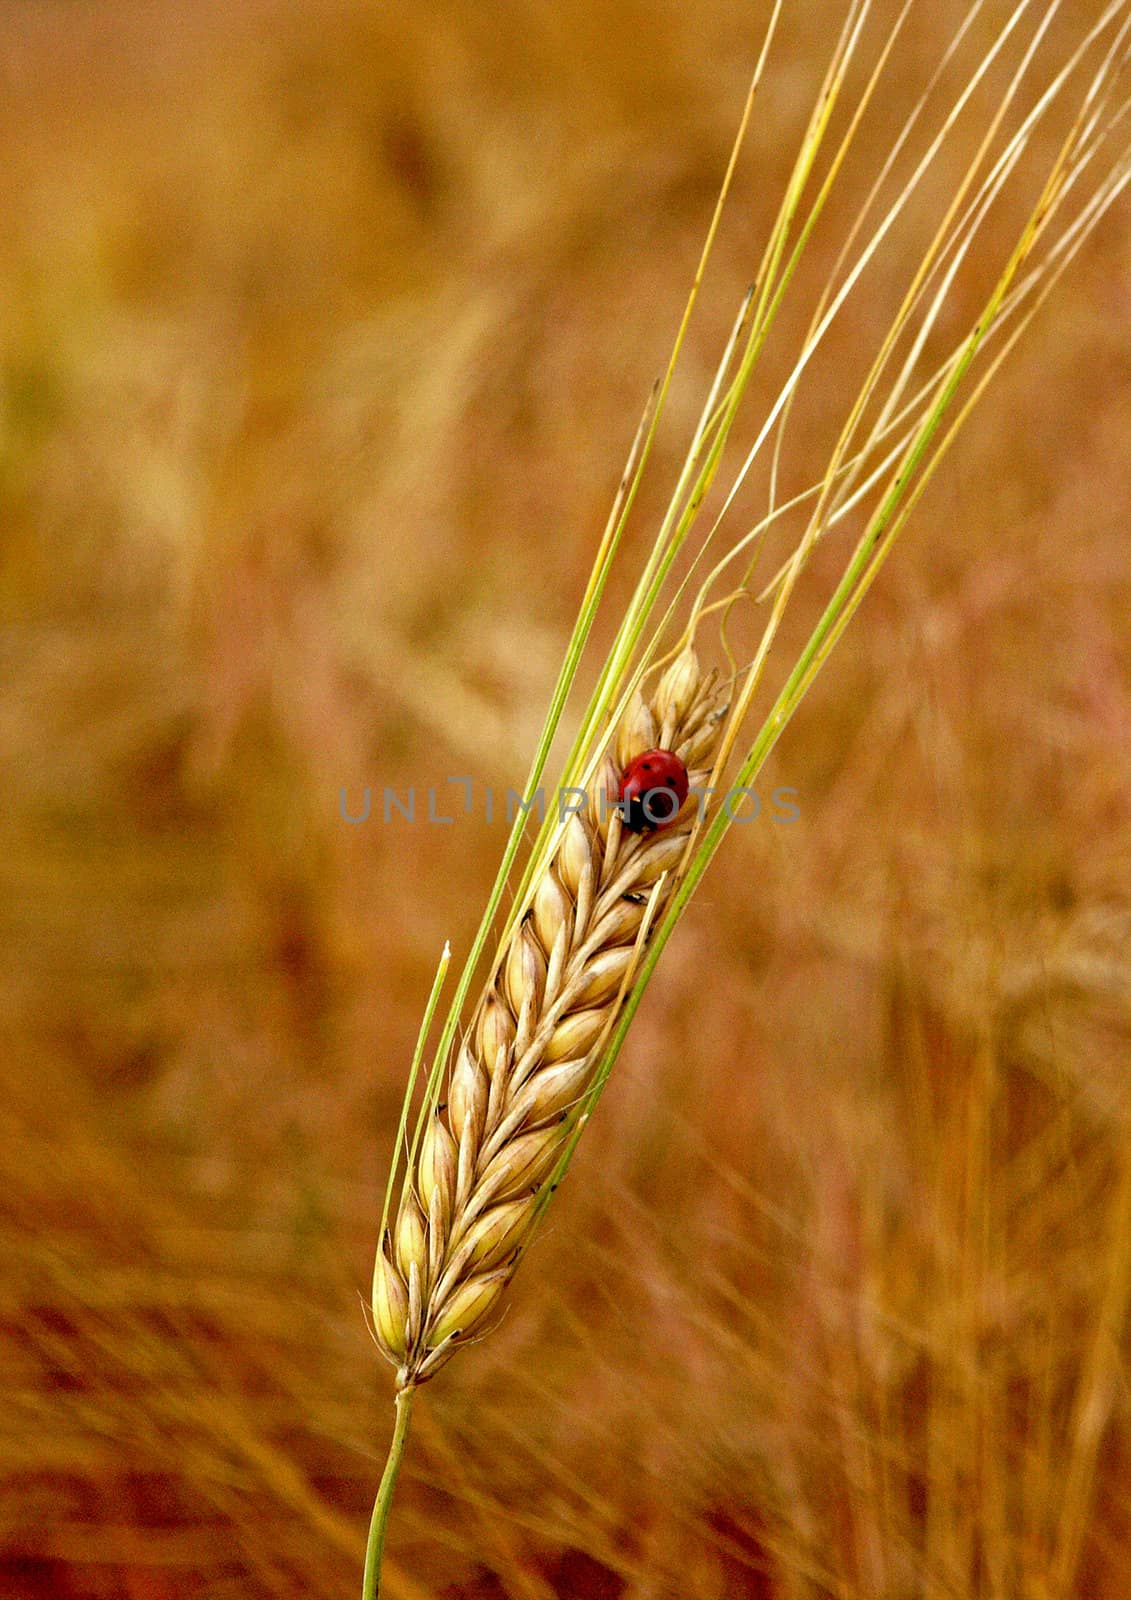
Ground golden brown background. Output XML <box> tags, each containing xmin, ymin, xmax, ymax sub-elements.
<box><xmin>2</xmin><ymin>2</ymin><xmax>1130</xmax><ymax>1597</ymax></box>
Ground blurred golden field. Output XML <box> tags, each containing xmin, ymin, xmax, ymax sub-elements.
<box><xmin>2</xmin><ymin>2</ymin><xmax>1131</xmax><ymax>1597</ymax></box>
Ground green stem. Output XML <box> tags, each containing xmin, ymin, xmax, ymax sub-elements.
<box><xmin>362</xmin><ymin>1385</ymin><xmax>415</xmax><ymax>1600</ymax></box>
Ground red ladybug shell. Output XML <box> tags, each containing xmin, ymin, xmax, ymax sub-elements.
<box><xmin>617</xmin><ymin>748</ymin><xmax>689</xmax><ymax>833</ymax></box>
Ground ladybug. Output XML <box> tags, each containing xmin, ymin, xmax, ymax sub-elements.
<box><xmin>617</xmin><ymin>748</ymin><xmax>689</xmax><ymax>833</ymax></box>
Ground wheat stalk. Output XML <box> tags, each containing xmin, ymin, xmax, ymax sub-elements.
<box><xmin>361</xmin><ymin>1</ymin><xmax>1131</xmax><ymax>1591</ymax></box>
<box><xmin>372</xmin><ymin>646</ymin><xmax>724</xmax><ymax>1387</ymax></box>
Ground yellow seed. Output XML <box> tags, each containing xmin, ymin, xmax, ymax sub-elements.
<box><xmin>428</xmin><ymin>1270</ymin><xmax>509</xmax><ymax>1347</ymax></box>
<box><xmin>575</xmin><ymin>945</ymin><xmax>634</xmax><ymax>1005</ymax></box>
<box><xmin>532</xmin><ymin>870</ymin><xmax>570</xmax><ymax>955</ymax></box>
<box><xmin>418</xmin><ymin>1110</ymin><xmax>457</xmax><ymax>1227</ymax></box>
<box><xmin>394</xmin><ymin>1191</ymin><xmax>428</xmax><ymax>1285</ymax></box>
<box><xmin>449</xmin><ymin>1043</ymin><xmax>487</xmax><ymax>1145</ymax></box>
<box><xmin>631</xmin><ymin>831</ymin><xmax>687</xmax><ymax>885</ymax></box>
<box><xmin>504</xmin><ymin>923</ymin><xmax>546</xmax><ymax>1017</ymax></box>
<box><xmin>616</xmin><ymin>694</ymin><xmax>656</xmax><ymax>768</ymax></box>
<box><xmin>545</xmin><ymin>1007</ymin><xmax>605</xmax><ymax>1063</ymax></box>
<box><xmin>477</xmin><ymin>1121</ymin><xmax>566</xmax><ymax>1204</ymax></box>
<box><xmin>477</xmin><ymin>994</ymin><xmax>514</xmax><ymax>1077</ymax></box>
<box><xmin>556</xmin><ymin>813</ymin><xmax>591</xmax><ymax>896</ymax></box>
<box><xmin>654</xmin><ymin>644</ymin><xmax>700</xmax><ymax>728</ymax></box>
<box><xmin>460</xmin><ymin>1195</ymin><xmax>538</xmax><ymax>1270</ymax></box>
<box><xmin>510</xmin><ymin>1056</ymin><xmax>594</xmax><ymax>1124</ymax></box>
<box><xmin>587</xmin><ymin>897</ymin><xmax>646</xmax><ymax>949</ymax></box>
<box><xmin>372</xmin><ymin>1247</ymin><xmax>409</xmax><ymax>1358</ymax></box>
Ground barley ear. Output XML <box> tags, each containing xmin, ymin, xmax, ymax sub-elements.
<box><xmin>382</xmin><ymin>646</ymin><xmax>724</xmax><ymax>1391</ymax></box>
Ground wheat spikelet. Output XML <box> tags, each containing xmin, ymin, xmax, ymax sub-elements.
<box><xmin>372</xmin><ymin>644</ymin><xmax>726</xmax><ymax>1386</ymax></box>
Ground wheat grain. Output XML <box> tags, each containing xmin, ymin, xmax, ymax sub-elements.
<box><xmin>372</xmin><ymin>644</ymin><xmax>725</xmax><ymax>1387</ymax></box>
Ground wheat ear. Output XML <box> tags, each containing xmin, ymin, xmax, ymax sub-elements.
<box><xmin>371</xmin><ymin>645</ymin><xmax>724</xmax><ymax>1388</ymax></box>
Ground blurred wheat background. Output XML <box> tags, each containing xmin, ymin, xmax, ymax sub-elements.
<box><xmin>2</xmin><ymin>2</ymin><xmax>1130</xmax><ymax>1597</ymax></box>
